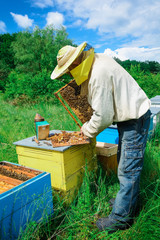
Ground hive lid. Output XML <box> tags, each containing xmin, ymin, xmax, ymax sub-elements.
<box><xmin>13</xmin><ymin>130</ymin><xmax>73</xmax><ymax>152</ymax></box>
<box><xmin>150</xmin><ymin>95</ymin><xmax>160</xmax><ymax>105</ymax></box>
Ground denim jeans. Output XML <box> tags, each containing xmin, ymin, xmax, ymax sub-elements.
<box><xmin>109</xmin><ymin>109</ymin><xmax>151</xmax><ymax>223</ymax></box>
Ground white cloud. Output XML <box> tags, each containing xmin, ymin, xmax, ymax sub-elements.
<box><xmin>46</xmin><ymin>12</ymin><xmax>64</xmax><ymax>29</ymax></box>
<box><xmin>31</xmin><ymin>0</ymin><xmax>54</xmax><ymax>8</ymax></box>
<box><xmin>0</xmin><ymin>21</ymin><xmax>6</xmax><ymax>32</ymax></box>
<box><xmin>104</xmin><ymin>47</ymin><xmax>160</xmax><ymax>63</ymax></box>
<box><xmin>72</xmin><ymin>19</ymin><xmax>83</xmax><ymax>27</ymax></box>
<box><xmin>55</xmin><ymin>0</ymin><xmax>160</xmax><ymax>48</ymax></box>
<box><xmin>10</xmin><ymin>12</ymin><xmax>34</xmax><ymax>28</ymax></box>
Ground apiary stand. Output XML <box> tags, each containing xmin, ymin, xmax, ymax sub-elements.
<box><xmin>0</xmin><ymin>161</ymin><xmax>53</xmax><ymax>240</ymax></box>
<box><xmin>14</xmin><ymin>130</ymin><xmax>96</xmax><ymax>203</ymax></box>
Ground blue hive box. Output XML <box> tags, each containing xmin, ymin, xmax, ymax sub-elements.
<box><xmin>96</xmin><ymin>127</ymin><xmax>119</xmax><ymax>144</ymax></box>
<box><xmin>0</xmin><ymin>161</ymin><xmax>53</xmax><ymax>240</ymax></box>
<box><xmin>96</xmin><ymin>114</ymin><xmax>155</xmax><ymax>144</ymax></box>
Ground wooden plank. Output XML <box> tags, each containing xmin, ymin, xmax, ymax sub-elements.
<box><xmin>96</xmin><ymin>142</ymin><xmax>118</xmax><ymax>157</ymax></box>
<box><xmin>51</xmin><ymin>140</ymin><xmax>90</xmax><ymax>147</ymax></box>
<box><xmin>38</xmin><ymin>124</ymin><xmax>50</xmax><ymax>140</ymax></box>
<box><xmin>98</xmin><ymin>155</ymin><xmax>118</xmax><ymax>174</ymax></box>
<box><xmin>96</xmin><ymin>142</ymin><xmax>117</xmax><ymax>148</ymax></box>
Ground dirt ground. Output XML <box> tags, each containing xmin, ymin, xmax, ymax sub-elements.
<box><xmin>59</xmin><ymin>80</ymin><xmax>93</xmax><ymax>124</ymax></box>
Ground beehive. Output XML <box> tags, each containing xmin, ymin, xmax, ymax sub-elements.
<box><xmin>96</xmin><ymin>126</ymin><xmax>119</xmax><ymax>144</ymax></box>
<box><xmin>14</xmin><ymin>130</ymin><xmax>96</xmax><ymax>202</ymax></box>
<box><xmin>96</xmin><ymin>142</ymin><xmax>118</xmax><ymax>174</ymax></box>
<box><xmin>0</xmin><ymin>161</ymin><xmax>53</xmax><ymax>240</ymax></box>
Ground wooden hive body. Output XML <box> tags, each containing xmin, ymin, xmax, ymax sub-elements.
<box><xmin>14</xmin><ymin>131</ymin><xmax>97</xmax><ymax>202</ymax></box>
<box><xmin>96</xmin><ymin>142</ymin><xmax>118</xmax><ymax>174</ymax></box>
<box><xmin>0</xmin><ymin>161</ymin><xmax>53</xmax><ymax>240</ymax></box>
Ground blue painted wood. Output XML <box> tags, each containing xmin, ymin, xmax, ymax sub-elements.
<box><xmin>96</xmin><ymin>127</ymin><xmax>119</xmax><ymax>144</ymax></box>
<box><xmin>96</xmin><ymin>111</ymin><xmax>155</xmax><ymax>145</ymax></box>
<box><xmin>0</xmin><ymin>162</ymin><xmax>53</xmax><ymax>240</ymax></box>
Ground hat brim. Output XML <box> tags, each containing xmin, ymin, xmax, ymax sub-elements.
<box><xmin>51</xmin><ymin>42</ymin><xmax>87</xmax><ymax>80</ymax></box>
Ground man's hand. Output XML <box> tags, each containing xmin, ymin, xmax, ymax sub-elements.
<box><xmin>80</xmin><ymin>128</ymin><xmax>84</xmax><ymax>136</ymax></box>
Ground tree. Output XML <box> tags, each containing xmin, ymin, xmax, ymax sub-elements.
<box><xmin>4</xmin><ymin>26</ymin><xmax>73</xmax><ymax>102</ymax></box>
<box><xmin>128</xmin><ymin>64</ymin><xmax>160</xmax><ymax>98</ymax></box>
<box><xmin>11</xmin><ymin>26</ymin><xmax>73</xmax><ymax>75</ymax></box>
<box><xmin>115</xmin><ymin>58</ymin><xmax>160</xmax><ymax>74</ymax></box>
<box><xmin>0</xmin><ymin>33</ymin><xmax>16</xmax><ymax>91</ymax></box>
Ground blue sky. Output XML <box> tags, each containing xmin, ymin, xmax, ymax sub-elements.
<box><xmin>1</xmin><ymin>0</ymin><xmax>160</xmax><ymax>62</ymax></box>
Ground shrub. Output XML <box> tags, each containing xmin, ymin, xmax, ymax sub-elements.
<box><xmin>4</xmin><ymin>70</ymin><xmax>70</xmax><ymax>104</ymax></box>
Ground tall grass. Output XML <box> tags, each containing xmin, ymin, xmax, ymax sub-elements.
<box><xmin>0</xmin><ymin>94</ymin><xmax>160</xmax><ymax>239</ymax></box>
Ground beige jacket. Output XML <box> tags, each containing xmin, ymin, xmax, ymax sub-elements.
<box><xmin>81</xmin><ymin>53</ymin><xmax>151</xmax><ymax>138</ymax></box>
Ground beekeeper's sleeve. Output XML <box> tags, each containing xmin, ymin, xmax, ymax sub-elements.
<box><xmin>81</xmin><ymin>75</ymin><xmax>114</xmax><ymax>138</ymax></box>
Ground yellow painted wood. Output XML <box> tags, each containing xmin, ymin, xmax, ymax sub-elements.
<box><xmin>16</xmin><ymin>142</ymin><xmax>96</xmax><ymax>193</ymax></box>
<box><xmin>18</xmin><ymin>155</ymin><xmax>66</xmax><ymax>190</ymax></box>
<box><xmin>63</xmin><ymin>150</ymin><xmax>93</xmax><ymax>177</ymax></box>
<box><xmin>16</xmin><ymin>146</ymin><xmax>63</xmax><ymax>163</ymax></box>
<box><xmin>64</xmin><ymin>159</ymin><xmax>96</xmax><ymax>191</ymax></box>
<box><xmin>54</xmin><ymin>159</ymin><xmax>97</xmax><ymax>204</ymax></box>
<box><xmin>64</xmin><ymin>144</ymin><xmax>94</xmax><ymax>159</ymax></box>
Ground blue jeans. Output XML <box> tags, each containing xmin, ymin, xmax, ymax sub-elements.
<box><xmin>109</xmin><ymin>110</ymin><xmax>151</xmax><ymax>223</ymax></box>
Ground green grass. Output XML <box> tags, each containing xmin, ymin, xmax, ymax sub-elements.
<box><xmin>0</xmin><ymin>94</ymin><xmax>160</xmax><ymax>240</ymax></box>
<box><xmin>0</xmin><ymin>94</ymin><xmax>79</xmax><ymax>163</ymax></box>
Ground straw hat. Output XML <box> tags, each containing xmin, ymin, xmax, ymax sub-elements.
<box><xmin>51</xmin><ymin>42</ymin><xmax>87</xmax><ymax>80</ymax></box>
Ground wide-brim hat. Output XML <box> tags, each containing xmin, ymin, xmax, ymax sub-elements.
<box><xmin>51</xmin><ymin>42</ymin><xmax>87</xmax><ymax>80</ymax></box>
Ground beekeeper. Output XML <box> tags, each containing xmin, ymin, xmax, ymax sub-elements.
<box><xmin>51</xmin><ymin>42</ymin><xmax>151</xmax><ymax>233</ymax></box>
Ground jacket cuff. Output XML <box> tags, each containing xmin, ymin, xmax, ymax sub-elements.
<box><xmin>81</xmin><ymin>122</ymin><xmax>97</xmax><ymax>138</ymax></box>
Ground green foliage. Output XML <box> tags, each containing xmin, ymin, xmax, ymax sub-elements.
<box><xmin>4</xmin><ymin>69</ymin><xmax>68</xmax><ymax>104</ymax></box>
<box><xmin>0</xmin><ymin>60</ymin><xmax>10</xmax><ymax>91</ymax></box>
<box><xmin>1</xmin><ymin>28</ymin><xmax>160</xmax><ymax>103</ymax></box>
<box><xmin>11</xmin><ymin>26</ymin><xmax>73</xmax><ymax>75</ymax></box>
<box><xmin>0</xmin><ymin>33</ymin><xmax>16</xmax><ymax>91</ymax></box>
<box><xmin>127</xmin><ymin>64</ymin><xmax>160</xmax><ymax>98</ymax></box>
<box><xmin>2</xmin><ymin>26</ymin><xmax>73</xmax><ymax>103</ymax></box>
<box><xmin>115</xmin><ymin>58</ymin><xmax>160</xmax><ymax>74</ymax></box>
<box><xmin>0</xmin><ymin>33</ymin><xmax>16</xmax><ymax>68</ymax></box>
<box><xmin>115</xmin><ymin>58</ymin><xmax>160</xmax><ymax>98</ymax></box>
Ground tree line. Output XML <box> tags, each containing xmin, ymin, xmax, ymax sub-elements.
<box><xmin>0</xmin><ymin>26</ymin><xmax>160</xmax><ymax>104</ymax></box>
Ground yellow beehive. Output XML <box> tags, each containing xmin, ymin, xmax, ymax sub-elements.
<box><xmin>14</xmin><ymin>131</ymin><xmax>97</xmax><ymax>202</ymax></box>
